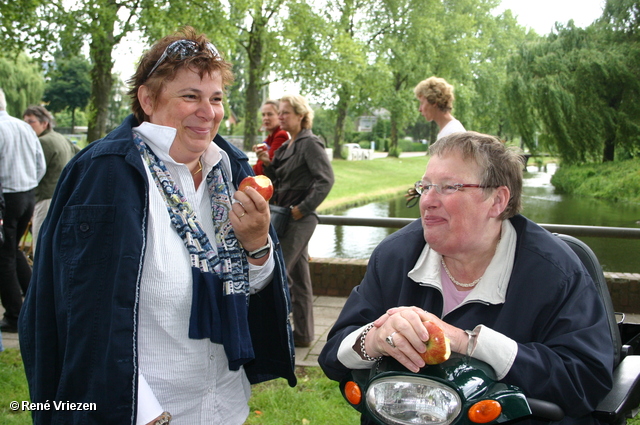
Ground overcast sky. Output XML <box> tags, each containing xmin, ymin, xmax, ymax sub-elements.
<box><xmin>112</xmin><ymin>0</ymin><xmax>608</xmax><ymax>82</ymax></box>
<box><xmin>495</xmin><ymin>0</ymin><xmax>606</xmax><ymax>34</ymax></box>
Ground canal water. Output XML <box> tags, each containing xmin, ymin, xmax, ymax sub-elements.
<box><xmin>309</xmin><ymin>164</ymin><xmax>640</xmax><ymax>273</ymax></box>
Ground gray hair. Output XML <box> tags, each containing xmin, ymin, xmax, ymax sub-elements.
<box><xmin>429</xmin><ymin>131</ymin><xmax>524</xmax><ymax>219</ymax></box>
<box><xmin>23</xmin><ymin>105</ymin><xmax>55</xmax><ymax>129</ymax></box>
<box><xmin>0</xmin><ymin>88</ymin><xmax>6</xmax><ymax>111</ymax></box>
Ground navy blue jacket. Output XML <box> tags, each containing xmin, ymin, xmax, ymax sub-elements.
<box><xmin>319</xmin><ymin>215</ymin><xmax>614</xmax><ymax>425</ymax></box>
<box><xmin>19</xmin><ymin>115</ymin><xmax>296</xmax><ymax>424</ymax></box>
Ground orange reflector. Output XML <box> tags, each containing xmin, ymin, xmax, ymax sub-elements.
<box><xmin>468</xmin><ymin>400</ymin><xmax>502</xmax><ymax>423</ymax></box>
<box><xmin>344</xmin><ymin>381</ymin><xmax>362</xmax><ymax>405</ymax></box>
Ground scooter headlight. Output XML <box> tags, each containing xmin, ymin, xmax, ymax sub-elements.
<box><xmin>366</xmin><ymin>376</ymin><xmax>462</xmax><ymax>425</ymax></box>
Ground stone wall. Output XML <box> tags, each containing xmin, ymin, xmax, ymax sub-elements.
<box><xmin>309</xmin><ymin>258</ymin><xmax>640</xmax><ymax>314</ymax></box>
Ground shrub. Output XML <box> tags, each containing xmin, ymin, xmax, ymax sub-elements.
<box><xmin>388</xmin><ymin>145</ymin><xmax>402</xmax><ymax>158</ymax></box>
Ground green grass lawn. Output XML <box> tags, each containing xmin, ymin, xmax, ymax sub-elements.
<box><xmin>0</xmin><ymin>349</ymin><xmax>31</xmax><ymax>425</ymax></box>
<box><xmin>244</xmin><ymin>366</ymin><xmax>360</xmax><ymax>424</ymax></box>
<box><xmin>0</xmin><ymin>347</ymin><xmax>357</xmax><ymax>425</ymax></box>
<box><xmin>3</xmin><ymin>347</ymin><xmax>640</xmax><ymax>424</ymax></box>
<box><xmin>318</xmin><ymin>156</ymin><xmax>429</xmax><ymax>213</ymax></box>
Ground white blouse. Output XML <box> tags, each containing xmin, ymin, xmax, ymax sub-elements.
<box><xmin>133</xmin><ymin>122</ymin><xmax>274</xmax><ymax>425</ymax></box>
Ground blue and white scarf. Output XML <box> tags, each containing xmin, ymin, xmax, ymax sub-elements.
<box><xmin>135</xmin><ymin>133</ymin><xmax>253</xmax><ymax>370</ymax></box>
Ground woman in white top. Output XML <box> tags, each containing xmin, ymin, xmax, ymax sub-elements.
<box><xmin>19</xmin><ymin>26</ymin><xmax>296</xmax><ymax>425</ymax></box>
<box><xmin>414</xmin><ymin>76</ymin><xmax>466</xmax><ymax>140</ymax></box>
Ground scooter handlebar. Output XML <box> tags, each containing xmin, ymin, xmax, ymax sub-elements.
<box><xmin>527</xmin><ymin>398</ymin><xmax>565</xmax><ymax>422</ymax></box>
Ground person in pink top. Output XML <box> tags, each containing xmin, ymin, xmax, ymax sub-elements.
<box><xmin>252</xmin><ymin>100</ymin><xmax>289</xmax><ymax>175</ymax></box>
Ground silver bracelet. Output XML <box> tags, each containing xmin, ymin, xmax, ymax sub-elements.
<box><xmin>360</xmin><ymin>323</ymin><xmax>382</xmax><ymax>362</ymax></box>
<box><xmin>154</xmin><ymin>411</ymin><xmax>171</xmax><ymax>425</ymax></box>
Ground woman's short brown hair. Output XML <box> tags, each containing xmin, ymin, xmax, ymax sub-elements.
<box><xmin>414</xmin><ymin>76</ymin><xmax>455</xmax><ymax>112</ymax></box>
<box><xmin>429</xmin><ymin>131</ymin><xmax>524</xmax><ymax>220</ymax></box>
<box><xmin>127</xmin><ymin>26</ymin><xmax>234</xmax><ymax>123</ymax></box>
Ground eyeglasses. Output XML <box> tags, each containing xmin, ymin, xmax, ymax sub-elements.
<box><xmin>414</xmin><ymin>181</ymin><xmax>495</xmax><ymax>196</ymax></box>
<box><xmin>146</xmin><ymin>39</ymin><xmax>221</xmax><ymax>80</ymax></box>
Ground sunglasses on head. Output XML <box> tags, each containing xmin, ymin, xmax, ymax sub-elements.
<box><xmin>146</xmin><ymin>39</ymin><xmax>221</xmax><ymax>80</ymax></box>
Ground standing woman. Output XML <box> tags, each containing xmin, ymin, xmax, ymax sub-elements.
<box><xmin>252</xmin><ymin>99</ymin><xmax>289</xmax><ymax>175</ymax></box>
<box><xmin>19</xmin><ymin>27</ymin><xmax>296</xmax><ymax>424</ymax></box>
<box><xmin>260</xmin><ymin>94</ymin><xmax>334</xmax><ymax>347</ymax></box>
<box><xmin>414</xmin><ymin>76</ymin><xmax>466</xmax><ymax>140</ymax></box>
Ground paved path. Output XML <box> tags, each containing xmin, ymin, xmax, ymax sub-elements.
<box><xmin>295</xmin><ymin>296</ymin><xmax>346</xmax><ymax>367</ymax></box>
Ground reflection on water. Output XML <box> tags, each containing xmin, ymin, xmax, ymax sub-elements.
<box><xmin>309</xmin><ymin>163</ymin><xmax>640</xmax><ymax>273</ymax></box>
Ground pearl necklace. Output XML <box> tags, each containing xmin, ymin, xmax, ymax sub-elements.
<box><xmin>441</xmin><ymin>258</ymin><xmax>482</xmax><ymax>288</ymax></box>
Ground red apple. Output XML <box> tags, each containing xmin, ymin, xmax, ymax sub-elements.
<box><xmin>239</xmin><ymin>175</ymin><xmax>274</xmax><ymax>201</ymax></box>
<box><xmin>420</xmin><ymin>321</ymin><xmax>451</xmax><ymax>365</ymax></box>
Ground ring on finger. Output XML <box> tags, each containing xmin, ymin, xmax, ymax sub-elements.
<box><xmin>385</xmin><ymin>331</ymin><xmax>398</xmax><ymax>348</ymax></box>
<box><xmin>234</xmin><ymin>201</ymin><xmax>247</xmax><ymax>218</ymax></box>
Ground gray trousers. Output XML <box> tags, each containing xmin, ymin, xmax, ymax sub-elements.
<box><xmin>279</xmin><ymin>214</ymin><xmax>318</xmax><ymax>344</ymax></box>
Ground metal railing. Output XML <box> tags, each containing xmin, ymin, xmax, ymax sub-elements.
<box><xmin>317</xmin><ymin>215</ymin><xmax>640</xmax><ymax>240</ymax></box>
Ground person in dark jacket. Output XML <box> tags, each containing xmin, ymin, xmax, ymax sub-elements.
<box><xmin>260</xmin><ymin>94</ymin><xmax>334</xmax><ymax>347</ymax></box>
<box><xmin>318</xmin><ymin>131</ymin><xmax>613</xmax><ymax>425</ymax></box>
<box><xmin>19</xmin><ymin>26</ymin><xmax>296</xmax><ymax>425</ymax></box>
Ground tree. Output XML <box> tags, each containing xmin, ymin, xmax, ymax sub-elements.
<box><xmin>280</xmin><ymin>0</ymin><xmax>387</xmax><ymax>158</ymax></box>
<box><xmin>235</xmin><ymin>0</ymin><xmax>289</xmax><ymax>150</ymax></box>
<box><xmin>457</xmin><ymin>9</ymin><xmax>530</xmax><ymax>139</ymax></box>
<box><xmin>44</xmin><ymin>54</ymin><xmax>91</xmax><ymax>132</ymax></box>
<box><xmin>368</xmin><ymin>0</ymin><xmax>463</xmax><ymax>154</ymax></box>
<box><xmin>506</xmin><ymin>17</ymin><xmax>640</xmax><ymax>163</ymax></box>
<box><xmin>0</xmin><ymin>0</ymin><xmax>45</xmax><ymax>55</ymax></box>
<box><xmin>0</xmin><ymin>53</ymin><xmax>45</xmax><ymax>116</ymax></box>
<box><xmin>2</xmin><ymin>0</ymin><xmax>147</xmax><ymax>142</ymax></box>
<box><xmin>106</xmin><ymin>76</ymin><xmax>131</xmax><ymax>133</ymax></box>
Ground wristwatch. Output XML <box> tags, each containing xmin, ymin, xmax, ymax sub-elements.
<box><xmin>465</xmin><ymin>329</ymin><xmax>478</xmax><ymax>358</ymax></box>
<box><xmin>154</xmin><ymin>411</ymin><xmax>171</xmax><ymax>425</ymax></box>
<box><xmin>244</xmin><ymin>240</ymin><xmax>271</xmax><ymax>259</ymax></box>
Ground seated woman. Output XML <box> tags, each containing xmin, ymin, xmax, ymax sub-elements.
<box><xmin>319</xmin><ymin>131</ymin><xmax>614</xmax><ymax>425</ymax></box>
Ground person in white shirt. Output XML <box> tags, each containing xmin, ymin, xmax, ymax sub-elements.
<box><xmin>0</xmin><ymin>87</ymin><xmax>46</xmax><ymax>333</ymax></box>
<box><xmin>404</xmin><ymin>76</ymin><xmax>467</xmax><ymax>207</ymax></box>
<box><xmin>414</xmin><ymin>76</ymin><xmax>466</xmax><ymax>140</ymax></box>
<box><xmin>19</xmin><ymin>27</ymin><xmax>296</xmax><ymax>425</ymax></box>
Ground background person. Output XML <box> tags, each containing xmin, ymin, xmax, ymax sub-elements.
<box><xmin>19</xmin><ymin>27</ymin><xmax>296</xmax><ymax>424</ymax></box>
<box><xmin>0</xmin><ymin>88</ymin><xmax>46</xmax><ymax>334</ymax></box>
<box><xmin>319</xmin><ymin>131</ymin><xmax>613</xmax><ymax>425</ymax></box>
<box><xmin>252</xmin><ymin>99</ymin><xmax>288</xmax><ymax>175</ymax></box>
<box><xmin>415</xmin><ymin>76</ymin><xmax>466</xmax><ymax>140</ymax></box>
<box><xmin>406</xmin><ymin>76</ymin><xmax>467</xmax><ymax>207</ymax></box>
<box><xmin>23</xmin><ymin>105</ymin><xmax>80</xmax><ymax>253</ymax></box>
<box><xmin>260</xmin><ymin>94</ymin><xmax>334</xmax><ymax>347</ymax></box>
